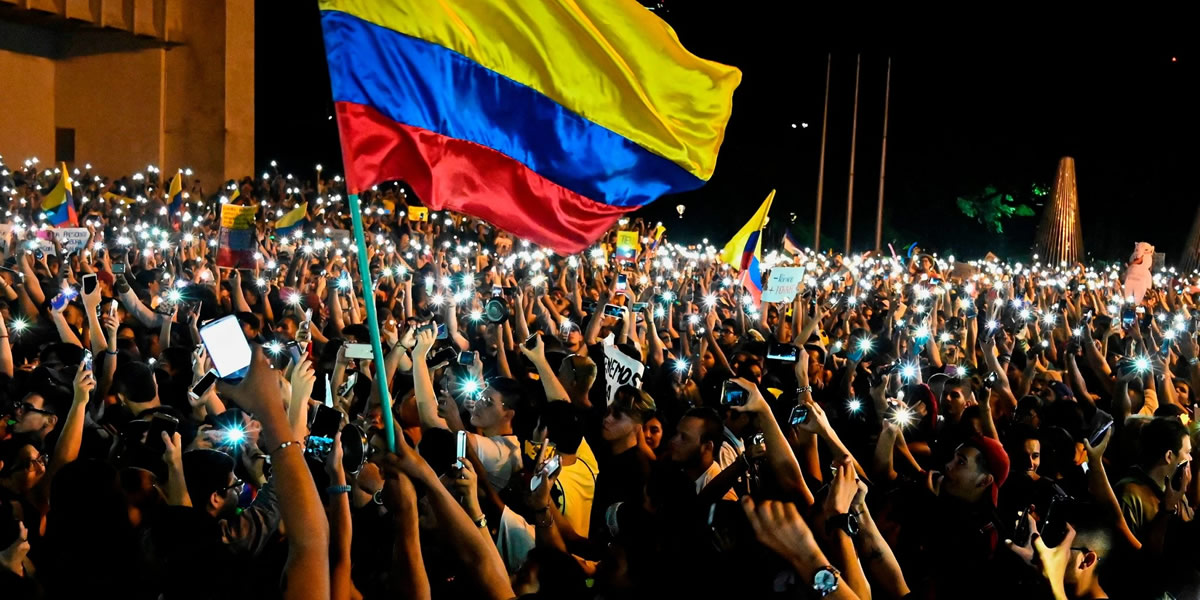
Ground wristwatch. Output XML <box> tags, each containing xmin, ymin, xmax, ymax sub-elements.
<box><xmin>825</xmin><ymin>511</ymin><xmax>860</xmax><ymax>537</ymax></box>
<box><xmin>812</xmin><ymin>565</ymin><xmax>841</xmax><ymax>597</ymax></box>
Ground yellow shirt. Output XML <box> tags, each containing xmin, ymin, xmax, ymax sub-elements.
<box><xmin>555</xmin><ymin>437</ymin><xmax>599</xmax><ymax>538</ymax></box>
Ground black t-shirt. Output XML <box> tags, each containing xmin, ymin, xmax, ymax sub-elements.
<box><xmin>589</xmin><ymin>445</ymin><xmax>651</xmax><ymax>541</ymax></box>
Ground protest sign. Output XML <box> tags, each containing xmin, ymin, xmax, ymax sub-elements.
<box><xmin>614</xmin><ymin>230</ymin><xmax>640</xmax><ymax>261</ymax></box>
<box><xmin>761</xmin><ymin>267</ymin><xmax>806</xmax><ymax>303</ymax></box>
<box><xmin>603</xmin><ymin>344</ymin><xmax>645</xmax><ymax>405</ymax></box>
<box><xmin>217</xmin><ymin>204</ymin><xmax>258</xmax><ymax>268</ymax></box>
<box><xmin>37</xmin><ymin>227</ymin><xmax>90</xmax><ymax>253</ymax></box>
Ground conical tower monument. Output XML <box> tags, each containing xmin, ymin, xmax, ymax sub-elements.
<box><xmin>1180</xmin><ymin>204</ymin><xmax>1200</xmax><ymax>274</ymax></box>
<box><xmin>1033</xmin><ymin>157</ymin><xmax>1084</xmax><ymax>265</ymax></box>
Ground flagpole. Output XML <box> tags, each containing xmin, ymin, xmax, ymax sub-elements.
<box><xmin>815</xmin><ymin>53</ymin><xmax>831</xmax><ymax>251</ymax></box>
<box><xmin>845</xmin><ymin>53</ymin><xmax>860</xmax><ymax>255</ymax></box>
<box><xmin>874</xmin><ymin>57</ymin><xmax>891</xmax><ymax>252</ymax></box>
<box><xmin>347</xmin><ymin>193</ymin><xmax>396</xmax><ymax>452</ymax></box>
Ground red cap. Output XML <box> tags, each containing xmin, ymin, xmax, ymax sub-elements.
<box><xmin>969</xmin><ymin>435</ymin><xmax>1009</xmax><ymax>506</ymax></box>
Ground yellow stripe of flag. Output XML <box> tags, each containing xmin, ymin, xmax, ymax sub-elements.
<box><xmin>42</xmin><ymin>162</ymin><xmax>72</xmax><ymax>210</ymax></box>
<box><xmin>276</xmin><ymin>202</ymin><xmax>308</xmax><ymax>228</ymax></box>
<box><xmin>319</xmin><ymin>0</ymin><xmax>741</xmax><ymax>181</ymax></box>
<box><xmin>719</xmin><ymin>190</ymin><xmax>774</xmax><ymax>269</ymax></box>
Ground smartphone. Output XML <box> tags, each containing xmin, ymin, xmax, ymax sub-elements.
<box><xmin>530</xmin><ymin>454</ymin><xmax>562</xmax><ymax>492</ymax></box>
<box><xmin>199</xmin><ymin>314</ymin><xmax>252</xmax><ymax>379</ymax></box>
<box><xmin>615</xmin><ymin>274</ymin><xmax>628</xmax><ymax>293</ymax></box>
<box><xmin>82</xmin><ymin>350</ymin><xmax>93</xmax><ymax>372</ymax></box>
<box><xmin>145</xmin><ymin>413</ymin><xmax>180</xmax><ymax>455</ymax></box>
<box><xmin>1088</xmin><ymin>414</ymin><xmax>1114</xmax><ymax>447</ymax></box>
<box><xmin>984</xmin><ymin>371</ymin><xmax>998</xmax><ymax>389</ymax></box>
<box><xmin>524</xmin><ymin>333</ymin><xmax>540</xmax><ymax>351</ymax></box>
<box><xmin>109</xmin><ymin>299</ymin><xmax>119</xmax><ymax>318</ymax></box>
<box><xmin>632</xmin><ymin>302</ymin><xmax>648</xmax><ymax>312</ymax></box>
<box><xmin>457</xmin><ymin>350</ymin><xmax>477</xmax><ymax>366</ymax></box>
<box><xmin>190</xmin><ymin>369</ymin><xmax>218</xmax><ymax>401</ymax></box>
<box><xmin>82</xmin><ymin>273</ymin><xmax>98</xmax><ymax>295</ymax></box>
<box><xmin>492</xmin><ymin>285</ymin><xmax>503</xmax><ymax>298</ymax></box>
<box><xmin>344</xmin><ymin>343</ymin><xmax>374</xmax><ymax>360</ymax></box>
<box><xmin>720</xmin><ymin>380</ymin><xmax>748</xmax><ymax>407</ymax></box>
<box><xmin>419</xmin><ymin>322</ymin><xmax>448</xmax><ymax>340</ymax></box>
<box><xmin>286</xmin><ymin>341</ymin><xmax>303</xmax><ymax>366</ymax></box>
<box><xmin>112</xmin><ymin>262</ymin><xmax>126</xmax><ymax>275</ymax></box>
<box><xmin>789</xmin><ymin>404</ymin><xmax>810</xmax><ymax>426</ymax></box>
<box><xmin>455</xmin><ymin>430</ymin><xmax>468</xmax><ymax>468</ymax></box>
<box><xmin>337</xmin><ymin>371</ymin><xmax>358</xmax><ymax>398</ymax></box>
<box><xmin>767</xmin><ymin>343</ymin><xmax>799</xmax><ymax>363</ymax></box>
<box><xmin>1121</xmin><ymin>307</ymin><xmax>1136</xmax><ymax>330</ymax></box>
<box><xmin>1012</xmin><ymin>508</ymin><xmax>1032</xmax><ymax>547</ymax></box>
<box><xmin>603</xmin><ymin>303</ymin><xmax>625</xmax><ymax>318</ymax></box>
<box><xmin>1173</xmin><ymin>460</ymin><xmax>1190</xmax><ymax>490</ymax></box>
<box><xmin>50</xmin><ymin>293</ymin><xmax>68</xmax><ymax>311</ymax></box>
<box><xmin>309</xmin><ymin>404</ymin><xmax>342</xmax><ymax>440</ymax></box>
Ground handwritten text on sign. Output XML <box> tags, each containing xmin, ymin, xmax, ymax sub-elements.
<box><xmin>603</xmin><ymin>345</ymin><xmax>645</xmax><ymax>405</ymax></box>
<box><xmin>761</xmin><ymin>267</ymin><xmax>806</xmax><ymax>303</ymax></box>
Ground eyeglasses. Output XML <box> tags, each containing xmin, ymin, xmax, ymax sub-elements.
<box><xmin>219</xmin><ymin>478</ymin><xmax>245</xmax><ymax>494</ymax></box>
<box><xmin>18</xmin><ymin>402</ymin><xmax>55</xmax><ymax>417</ymax></box>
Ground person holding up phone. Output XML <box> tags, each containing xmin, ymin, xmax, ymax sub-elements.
<box><xmin>411</xmin><ymin>326</ymin><xmax>522</xmax><ymax>491</ymax></box>
<box><xmin>1114</xmin><ymin>417</ymin><xmax>1193</xmax><ymax>545</ymax></box>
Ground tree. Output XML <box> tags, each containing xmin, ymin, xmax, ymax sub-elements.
<box><xmin>956</xmin><ymin>185</ymin><xmax>1038</xmax><ymax>234</ymax></box>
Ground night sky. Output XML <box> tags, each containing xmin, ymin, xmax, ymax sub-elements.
<box><xmin>256</xmin><ymin>3</ymin><xmax>1196</xmax><ymax>261</ymax></box>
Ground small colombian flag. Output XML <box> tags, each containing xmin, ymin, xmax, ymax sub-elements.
<box><xmin>168</xmin><ymin>172</ymin><xmax>185</xmax><ymax>227</ymax></box>
<box><xmin>42</xmin><ymin>162</ymin><xmax>77</xmax><ymax>227</ymax></box>
<box><xmin>719</xmin><ymin>190</ymin><xmax>775</xmax><ymax>306</ymax></box>
<box><xmin>275</xmin><ymin>202</ymin><xmax>309</xmax><ymax>238</ymax></box>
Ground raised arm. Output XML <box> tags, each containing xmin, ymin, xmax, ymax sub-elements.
<box><xmin>411</xmin><ymin>328</ymin><xmax>449</xmax><ymax>431</ymax></box>
<box><xmin>217</xmin><ymin>347</ymin><xmax>330</xmax><ymax>600</ymax></box>
<box><xmin>729</xmin><ymin>378</ymin><xmax>811</xmax><ymax>506</ymax></box>
<box><xmin>519</xmin><ymin>333</ymin><xmax>571</xmax><ymax>403</ymax></box>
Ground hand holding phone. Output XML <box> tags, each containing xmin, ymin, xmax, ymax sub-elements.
<box><xmin>199</xmin><ymin>315</ymin><xmax>252</xmax><ymax>380</ymax></box>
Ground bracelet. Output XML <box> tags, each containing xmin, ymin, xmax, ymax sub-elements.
<box><xmin>796</xmin><ymin>385</ymin><xmax>813</xmax><ymax>396</ymax></box>
<box><xmin>1190</xmin><ymin>357</ymin><xmax>1200</xmax><ymax>367</ymax></box>
<box><xmin>268</xmin><ymin>440</ymin><xmax>304</xmax><ymax>455</ymax></box>
<box><xmin>327</xmin><ymin>484</ymin><xmax>352</xmax><ymax>495</ymax></box>
<box><xmin>473</xmin><ymin>514</ymin><xmax>488</xmax><ymax>529</ymax></box>
<box><xmin>104</xmin><ymin>350</ymin><xmax>118</xmax><ymax>356</ymax></box>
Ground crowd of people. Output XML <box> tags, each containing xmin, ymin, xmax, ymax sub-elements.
<box><xmin>0</xmin><ymin>156</ymin><xmax>1198</xmax><ymax>599</ymax></box>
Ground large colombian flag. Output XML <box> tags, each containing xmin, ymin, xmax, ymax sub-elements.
<box><xmin>42</xmin><ymin>162</ymin><xmax>77</xmax><ymax>227</ymax></box>
<box><xmin>319</xmin><ymin>0</ymin><xmax>741</xmax><ymax>253</ymax></box>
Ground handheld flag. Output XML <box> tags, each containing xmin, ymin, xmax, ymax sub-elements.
<box><xmin>783</xmin><ymin>230</ymin><xmax>803</xmax><ymax>257</ymax></box>
<box><xmin>42</xmin><ymin>162</ymin><xmax>77</xmax><ymax>227</ymax></box>
<box><xmin>720</xmin><ymin>190</ymin><xmax>775</xmax><ymax>305</ymax></box>
<box><xmin>649</xmin><ymin>223</ymin><xmax>667</xmax><ymax>251</ymax></box>
<box><xmin>319</xmin><ymin>0</ymin><xmax>741</xmax><ymax>253</ymax></box>
<box><xmin>167</xmin><ymin>172</ymin><xmax>184</xmax><ymax>227</ymax></box>
<box><xmin>275</xmin><ymin>202</ymin><xmax>309</xmax><ymax>238</ymax></box>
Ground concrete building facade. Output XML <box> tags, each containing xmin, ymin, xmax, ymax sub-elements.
<box><xmin>0</xmin><ymin>0</ymin><xmax>253</xmax><ymax>188</ymax></box>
